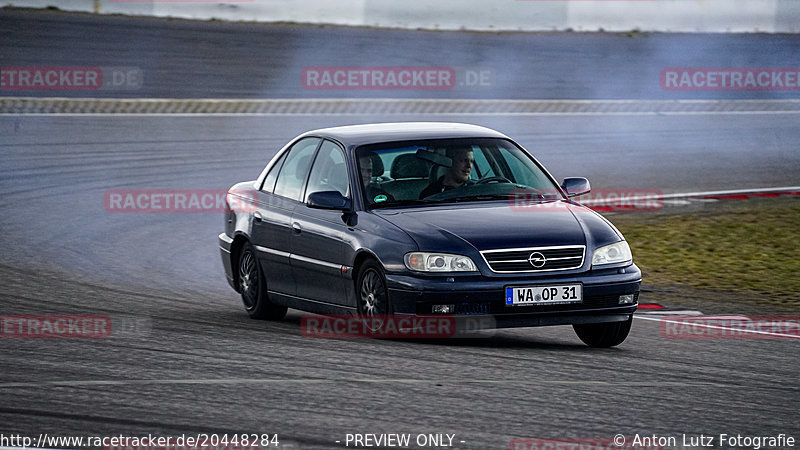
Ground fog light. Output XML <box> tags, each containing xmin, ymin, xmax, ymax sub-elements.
<box><xmin>432</xmin><ymin>304</ymin><xmax>455</xmax><ymax>314</ymax></box>
<box><xmin>619</xmin><ymin>294</ymin><xmax>635</xmax><ymax>304</ymax></box>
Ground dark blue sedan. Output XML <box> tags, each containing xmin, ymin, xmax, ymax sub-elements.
<box><xmin>219</xmin><ymin>122</ymin><xmax>640</xmax><ymax>347</ymax></box>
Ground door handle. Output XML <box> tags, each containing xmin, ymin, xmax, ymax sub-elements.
<box><xmin>292</xmin><ymin>222</ymin><xmax>302</xmax><ymax>234</ymax></box>
<box><xmin>253</xmin><ymin>211</ymin><xmax>263</xmax><ymax>222</ymax></box>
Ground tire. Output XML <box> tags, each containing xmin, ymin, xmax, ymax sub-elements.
<box><xmin>238</xmin><ymin>242</ymin><xmax>287</xmax><ymax>321</ymax></box>
<box><xmin>356</xmin><ymin>259</ymin><xmax>390</xmax><ymax>331</ymax></box>
<box><xmin>573</xmin><ymin>316</ymin><xmax>632</xmax><ymax>348</ymax></box>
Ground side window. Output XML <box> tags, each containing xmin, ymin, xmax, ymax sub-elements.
<box><xmin>273</xmin><ymin>137</ymin><xmax>321</xmax><ymax>201</ymax></box>
<box><xmin>305</xmin><ymin>140</ymin><xmax>349</xmax><ymax>201</ymax></box>
<box><xmin>261</xmin><ymin>150</ymin><xmax>288</xmax><ymax>193</ymax></box>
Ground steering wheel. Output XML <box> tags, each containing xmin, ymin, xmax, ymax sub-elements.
<box><xmin>476</xmin><ymin>176</ymin><xmax>512</xmax><ymax>185</ymax></box>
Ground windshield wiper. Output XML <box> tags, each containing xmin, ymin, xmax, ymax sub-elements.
<box><xmin>369</xmin><ymin>199</ymin><xmax>439</xmax><ymax>209</ymax></box>
<box><xmin>446</xmin><ymin>194</ymin><xmax>516</xmax><ymax>202</ymax></box>
<box><xmin>447</xmin><ymin>193</ymin><xmax>560</xmax><ymax>204</ymax></box>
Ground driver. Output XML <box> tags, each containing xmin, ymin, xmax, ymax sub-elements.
<box><xmin>419</xmin><ymin>146</ymin><xmax>475</xmax><ymax>199</ymax></box>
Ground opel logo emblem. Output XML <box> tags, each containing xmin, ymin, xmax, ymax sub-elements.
<box><xmin>528</xmin><ymin>251</ymin><xmax>547</xmax><ymax>268</ymax></box>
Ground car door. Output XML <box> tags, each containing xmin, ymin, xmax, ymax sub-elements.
<box><xmin>251</xmin><ymin>137</ymin><xmax>320</xmax><ymax>296</ymax></box>
<box><xmin>290</xmin><ymin>139</ymin><xmax>351</xmax><ymax>305</ymax></box>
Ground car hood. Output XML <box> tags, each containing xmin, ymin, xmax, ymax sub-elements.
<box><xmin>375</xmin><ymin>201</ymin><xmax>611</xmax><ymax>252</ymax></box>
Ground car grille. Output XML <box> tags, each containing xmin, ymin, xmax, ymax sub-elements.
<box><xmin>480</xmin><ymin>245</ymin><xmax>585</xmax><ymax>273</ymax></box>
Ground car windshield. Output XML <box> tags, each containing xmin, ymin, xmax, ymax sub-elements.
<box><xmin>355</xmin><ymin>138</ymin><xmax>563</xmax><ymax>208</ymax></box>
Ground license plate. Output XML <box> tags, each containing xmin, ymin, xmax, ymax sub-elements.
<box><xmin>505</xmin><ymin>284</ymin><xmax>582</xmax><ymax>306</ymax></box>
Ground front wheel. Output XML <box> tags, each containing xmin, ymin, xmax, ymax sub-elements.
<box><xmin>573</xmin><ymin>316</ymin><xmax>632</xmax><ymax>348</ymax></box>
<box><xmin>238</xmin><ymin>242</ymin><xmax>287</xmax><ymax>320</ymax></box>
<box><xmin>356</xmin><ymin>260</ymin><xmax>390</xmax><ymax>331</ymax></box>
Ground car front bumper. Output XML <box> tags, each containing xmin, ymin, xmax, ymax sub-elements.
<box><xmin>385</xmin><ymin>264</ymin><xmax>641</xmax><ymax>329</ymax></box>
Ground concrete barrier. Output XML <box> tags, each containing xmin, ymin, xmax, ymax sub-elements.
<box><xmin>5</xmin><ymin>0</ymin><xmax>798</xmax><ymax>33</ymax></box>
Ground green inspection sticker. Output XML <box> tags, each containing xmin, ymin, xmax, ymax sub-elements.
<box><xmin>374</xmin><ymin>194</ymin><xmax>388</xmax><ymax>203</ymax></box>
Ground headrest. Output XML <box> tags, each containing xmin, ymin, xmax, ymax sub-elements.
<box><xmin>370</xmin><ymin>154</ymin><xmax>384</xmax><ymax>177</ymax></box>
<box><xmin>390</xmin><ymin>154</ymin><xmax>430</xmax><ymax>178</ymax></box>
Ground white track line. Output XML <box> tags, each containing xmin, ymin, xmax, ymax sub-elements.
<box><xmin>581</xmin><ymin>186</ymin><xmax>800</xmax><ymax>205</ymax></box>
<box><xmin>636</xmin><ymin>315</ymin><xmax>800</xmax><ymax>339</ymax></box>
<box><xmin>635</xmin><ymin>310</ymin><xmax>704</xmax><ymax>316</ymax></box>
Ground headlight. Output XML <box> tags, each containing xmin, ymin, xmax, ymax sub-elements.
<box><xmin>404</xmin><ymin>252</ymin><xmax>477</xmax><ymax>272</ymax></box>
<box><xmin>592</xmin><ymin>241</ymin><xmax>632</xmax><ymax>267</ymax></box>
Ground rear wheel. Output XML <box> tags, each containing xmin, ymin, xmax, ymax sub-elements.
<box><xmin>238</xmin><ymin>242</ymin><xmax>287</xmax><ymax>320</ymax></box>
<box><xmin>573</xmin><ymin>316</ymin><xmax>632</xmax><ymax>348</ymax></box>
<box><xmin>356</xmin><ymin>260</ymin><xmax>390</xmax><ymax>331</ymax></box>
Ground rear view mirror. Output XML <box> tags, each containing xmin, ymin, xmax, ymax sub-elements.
<box><xmin>415</xmin><ymin>149</ymin><xmax>452</xmax><ymax>168</ymax></box>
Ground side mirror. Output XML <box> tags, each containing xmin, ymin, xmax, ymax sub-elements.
<box><xmin>307</xmin><ymin>191</ymin><xmax>352</xmax><ymax>211</ymax></box>
<box><xmin>561</xmin><ymin>177</ymin><xmax>591</xmax><ymax>197</ymax></box>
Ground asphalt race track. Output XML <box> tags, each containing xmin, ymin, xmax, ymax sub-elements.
<box><xmin>1</xmin><ymin>8</ymin><xmax>800</xmax><ymax>450</ymax></box>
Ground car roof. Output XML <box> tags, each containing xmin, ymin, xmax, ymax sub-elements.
<box><xmin>300</xmin><ymin>122</ymin><xmax>509</xmax><ymax>147</ymax></box>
